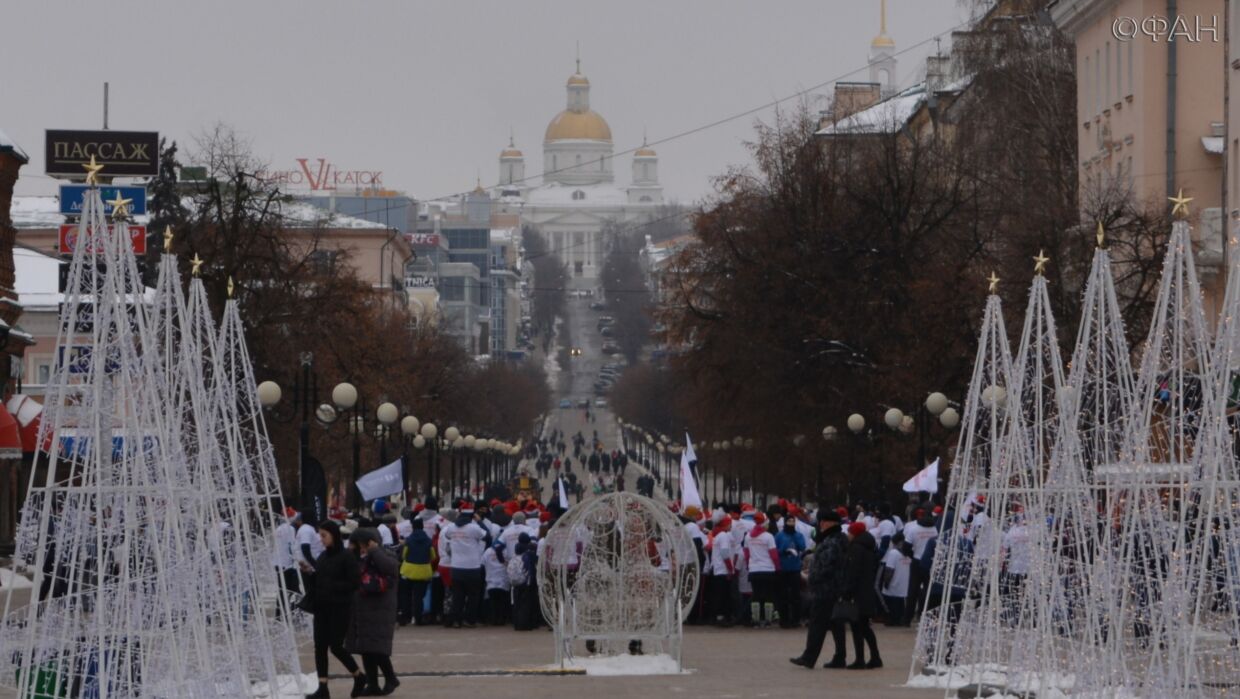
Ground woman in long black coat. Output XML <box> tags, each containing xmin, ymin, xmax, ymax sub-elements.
<box><xmin>346</xmin><ymin>528</ymin><xmax>400</xmax><ymax>696</ymax></box>
<box><xmin>304</xmin><ymin>520</ymin><xmax>366</xmax><ymax>699</ymax></box>
<box><xmin>840</xmin><ymin>524</ymin><xmax>883</xmax><ymax>669</ymax></box>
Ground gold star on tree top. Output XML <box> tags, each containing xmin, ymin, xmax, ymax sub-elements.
<box><xmin>1033</xmin><ymin>249</ymin><xmax>1050</xmax><ymax>275</ymax></box>
<box><xmin>987</xmin><ymin>271</ymin><xmax>1000</xmax><ymax>294</ymax></box>
<box><xmin>1096</xmin><ymin>221</ymin><xmax>1106</xmax><ymax>248</ymax></box>
<box><xmin>106</xmin><ymin>192</ymin><xmax>133</xmax><ymax>220</ymax></box>
<box><xmin>190</xmin><ymin>254</ymin><xmax>204</xmax><ymax>277</ymax></box>
<box><xmin>227</xmin><ymin>276</ymin><xmax>235</xmax><ymax>298</ymax></box>
<box><xmin>163</xmin><ymin>226</ymin><xmax>174</xmax><ymax>253</ymax></box>
<box><xmin>1169</xmin><ymin>188</ymin><xmax>1193</xmax><ymax>218</ymax></box>
<box><xmin>81</xmin><ymin>155</ymin><xmax>104</xmax><ymax>185</ymax></box>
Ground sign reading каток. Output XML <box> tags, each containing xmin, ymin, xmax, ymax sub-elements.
<box><xmin>45</xmin><ymin>130</ymin><xmax>160</xmax><ymax>178</ymax></box>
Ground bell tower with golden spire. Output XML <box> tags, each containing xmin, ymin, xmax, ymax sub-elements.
<box><xmin>868</xmin><ymin>0</ymin><xmax>897</xmax><ymax>96</ymax></box>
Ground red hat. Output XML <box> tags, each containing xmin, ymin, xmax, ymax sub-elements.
<box><xmin>490</xmin><ymin>498</ymin><xmax>502</xmax><ymax>507</ymax></box>
<box><xmin>847</xmin><ymin>521</ymin><xmax>867</xmax><ymax>537</ymax></box>
<box><xmin>284</xmin><ymin>506</ymin><xmax>298</xmax><ymax>519</ymax></box>
<box><xmin>787</xmin><ymin>505</ymin><xmax>800</xmax><ymax>517</ymax></box>
<box><xmin>504</xmin><ymin>501</ymin><xmax>520</xmax><ymax>515</ymax></box>
<box><xmin>753</xmin><ymin>512</ymin><xmax>767</xmax><ymax>526</ymax></box>
<box><xmin>716</xmin><ymin>517</ymin><xmax>732</xmax><ymax>531</ymax></box>
<box><xmin>976</xmin><ymin>494</ymin><xmax>987</xmax><ymax>504</ymax></box>
<box><xmin>933</xmin><ymin>506</ymin><xmax>944</xmax><ymax>515</ymax></box>
<box><xmin>913</xmin><ymin>508</ymin><xmax>926</xmax><ymax>519</ymax></box>
<box><xmin>836</xmin><ymin>506</ymin><xmax>850</xmax><ymax>519</ymax></box>
<box><xmin>413</xmin><ymin>504</ymin><xmax>426</xmax><ymax>514</ymax></box>
<box><xmin>539</xmin><ymin>511</ymin><xmax>551</xmax><ymax>523</ymax></box>
<box><xmin>741</xmin><ymin>504</ymin><xmax>755</xmax><ymax>513</ymax></box>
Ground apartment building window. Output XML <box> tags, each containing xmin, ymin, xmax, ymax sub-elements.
<box><xmin>1105</xmin><ymin>41</ymin><xmax>1111</xmax><ymax>105</ymax></box>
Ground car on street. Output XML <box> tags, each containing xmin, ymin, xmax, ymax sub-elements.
<box><xmin>600</xmin><ymin>326</ymin><xmax>614</xmax><ymax>337</ymax></box>
<box><xmin>559</xmin><ymin>398</ymin><xmax>572</xmax><ymax>409</ymax></box>
<box><xmin>589</xmin><ymin>302</ymin><xmax>607</xmax><ymax>311</ymax></box>
<box><xmin>602</xmin><ymin>343</ymin><xmax>619</xmax><ymax>355</ymax></box>
<box><xmin>594</xmin><ymin>398</ymin><xmax>607</xmax><ymax>408</ymax></box>
<box><xmin>576</xmin><ymin>398</ymin><xmax>590</xmax><ymax>408</ymax></box>
<box><xmin>597</xmin><ymin>316</ymin><xmax>615</xmax><ymax>326</ymax></box>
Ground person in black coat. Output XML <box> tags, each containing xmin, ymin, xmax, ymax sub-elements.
<box><xmin>303</xmin><ymin>520</ymin><xmax>366</xmax><ymax>699</ymax></box>
<box><xmin>840</xmin><ymin>522</ymin><xmax>883</xmax><ymax>669</ymax></box>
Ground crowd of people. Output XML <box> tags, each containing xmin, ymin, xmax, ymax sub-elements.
<box><xmin>274</xmin><ymin>475</ymin><xmax>993</xmax><ymax>697</ymax></box>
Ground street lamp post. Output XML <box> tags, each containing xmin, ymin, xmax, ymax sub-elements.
<box><xmin>820</xmin><ymin>425</ymin><xmax>838</xmax><ymax>505</ymax></box>
<box><xmin>400</xmin><ymin>415</ymin><xmax>420</xmax><ymax>500</ymax></box>
<box><xmin>421</xmin><ymin>422</ymin><xmax>438</xmax><ymax>497</ymax></box>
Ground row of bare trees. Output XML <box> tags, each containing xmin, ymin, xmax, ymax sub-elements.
<box><xmin>149</xmin><ymin>126</ymin><xmax>550</xmax><ymax>494</ymax></box>
<box><xmin>612</xmin><ymin>1</ymin><xmax>1175</xmax><ymax>505</ymax></box>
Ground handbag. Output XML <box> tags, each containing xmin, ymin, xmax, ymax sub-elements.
<box><xmin>360</xmin><ymin>557</ymin><xmax>389</xmax><ymax>596</ymax></box>
<box><xmin>293</xmin><ymin>590</ymin><xmax>315</xmax><ymax>614</ymax></box>
<box><xmin>831</xmin><ymin>598</ymin><xmax>859</xmax><ymax>623</ymax></box>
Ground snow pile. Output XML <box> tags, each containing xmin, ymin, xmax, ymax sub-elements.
<box><xmin>250</xmin><ymin>673</ymin><xmax>318</xmax><ymax>698</ymax></box>
<box><xmin>907</xmin><ymin>664</ymin><xmax>1080</xmax><ymax>697</ymax></box>
<box><xmin>0</xmin><ymin>568</ymin><xmax>33</xmax><ymax>589</ymax></box>
<box><xmin>552</xmin><ymin>653</ymin><xmax>690</xmax><ymax>676</ymax></box>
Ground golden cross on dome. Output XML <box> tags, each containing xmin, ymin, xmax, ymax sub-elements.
<box><xmin>1033</xmin><ymin>249</ymin><xmax>1049</xmax><ymax>275</ymax></box>
<box><xmin>190</xmin><ymin>253</ymin><xmax>204</xmax><ymax>277</ymax></box>
<box><xmin>81</xmin><ymin>155</ymin><xmax>104</xmax><ymax>185</ymax></box>
<box><xmin>163</xmin><ymin>226</ymin><xmax>174</xmax><ymax>253</ymax></box>
<box><xmin>106</xmin><ymin>192</ymin><xmax>133</xmax><ymax>220</ymax></box>
<box><xmin>1096</xmin><ymin>221</ymin><xmax>1106</xmax><ymax>248</ymax></box>
<box><xmin>1169</xmin><ymin>188</ymin><xmax>1193</xmax><ymax>218</ymax></box>
<box><xmin>987</xmin><ymin>271</ymin><xmax>1000</xmax><ymax>294</ymax></box>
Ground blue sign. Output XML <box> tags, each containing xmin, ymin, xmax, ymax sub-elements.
<box><xmin>59</xmin><ymin>185</ymin><xmax>147</xmax><ymax>216</ymax></box>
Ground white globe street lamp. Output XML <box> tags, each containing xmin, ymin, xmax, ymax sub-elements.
<box><xmin>464</xmin><ymin>435</ymin><xmax>476</xmax><ymax>449</ymax></box>
<box><xmin>412</xmin><ymin>434</ymin><xmax>426</xmax><ymax>449</ymax></box>
<box><xmin>445</xmin><ymin>426</ymin><xmax>461</xmax><ymax>443</ymax></box>
<box><xmin>847</xmin><ymin>414</ymin><xmax>866</xmax><ymax>433</ymax></box>
<box><xmin>940</xmin><ymin>407</ymin><xmax>961</xmax><ymax>429</ymax></box>
<box><xmin>925</xmin><ymin>392</ymin><xmax>949</xmax><ymax>416</ymax></box>
<box><xmin>420</xmin><ymin>423</ymin><xmax>438</xmax><ymax>440</ymax></box>
<box><xmin>884</xmin><ymin>408</ymin><xmax>904</xmax><ymax>430</ymax></box>
<box><xmin>400</xmin><ymin>415</ymin><xmax>420</xmax><ymax>436</ymax></box>
<box><xmin>315</xmin><ymin>404</ymin><xmax>338</xmax><ymax>424</ymax></box>
<box><xmin>257</xmin><ymin>381</ymin><xmax>282</xmax><ymax>408</ymax></box>
<box><xmin>332</xmin><ymin>382</ymin><xmax>358</xmax><ymax>410</ymax></box>
<box><xmin>376</xmin><ymin>402</ymin><xmax>399</xmax><ymax>426</ymax></box>
<box><xmin>823</xmin><ymin>425</ymin><xmax>838</xmax><ymax>441</ymax></box>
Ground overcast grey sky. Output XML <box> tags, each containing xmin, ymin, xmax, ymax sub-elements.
<box><xmin>3</xmin><ymin>0</ymin><xmax>968</xmax><ymax>203</ymax></box>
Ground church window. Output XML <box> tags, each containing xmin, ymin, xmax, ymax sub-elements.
<box><xmin>572</xmin><ymin>190</ymin><xmax>586</xmax><ymax>201</ymax></box>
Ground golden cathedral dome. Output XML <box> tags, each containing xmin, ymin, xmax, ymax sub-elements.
<box><xmin>500</xmin><ymin>148</ymin><xmax>523</xmax><ymax>158</ymax></box>
<box><xmin>634</xmin><ymin>146</ymin><xmax>657</xmax><ymax>157</ymax></box>
<box><xmin>567</xmin><ymin>73</ymin><xmax>590</xmax><ymax>86</ymax></box>
<box><xmin>544</xmin><ymin>109</ymin><xmax>612</xmax><ymax>142</ymax></box>
<box><xmin>871</xmin><ymin>33</ymin><xmax>895</xmax><ymax>49</ymax></box>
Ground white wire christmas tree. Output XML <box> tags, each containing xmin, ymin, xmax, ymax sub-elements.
<box><xmin>913</xmin><ymin>276</ymin><xmax>1020</xmax><ymax>677</ymax></box>
<box><xmin>0</xmin><ymin>182</ymin><xmax>302</xmax><ymax>696</ymax></box>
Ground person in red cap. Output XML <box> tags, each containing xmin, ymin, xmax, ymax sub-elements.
<box><xmin>744</xmin><ymin>512</ymin><xmax>780</xmax><ymax>627</ymax></box>
<box><xmin>838</xmin><ymin>521</ymin><xmax>882</xmax><ymax>669</ymax></box>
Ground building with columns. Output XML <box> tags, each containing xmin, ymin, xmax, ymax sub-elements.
<box><xmin>494</xmin><ymin>62</ymin><xmax>665</xmax><ymax>289</ymax></box>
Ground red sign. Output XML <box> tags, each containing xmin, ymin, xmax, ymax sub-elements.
<box><xmin>255</xmin><ymin>158</ymin><xmax>384</xmax><ymax>191</ymax></box>
<box><xmin>58</xmin><ymin>225</ymin><xmax>147</xmax><ymax>256</ymax></box>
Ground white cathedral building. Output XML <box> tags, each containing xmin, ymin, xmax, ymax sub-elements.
<box><xmin>493</xmin><ymin>62</ymin><xmax>664</xmax><ymax>287</ymax></box>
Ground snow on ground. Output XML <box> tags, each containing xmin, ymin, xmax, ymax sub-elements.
<box><xmin>0</xmin><ymin>568</ymin><xmax>33</xmax><ymax>589</ymax></box>
<box><xmin>548</xmin><ymin>653</ymin><xmax>691</xmax><ymax>676</ymax></box>
<box><xmin>906</xmin><ymin>664</ymin><xmax>1089</xmax><ymax>698</ymax></box>
<box><xmin>250</xmin><ymin>673</ymin><xmax>318</xmax><ymax>698</ymax></box>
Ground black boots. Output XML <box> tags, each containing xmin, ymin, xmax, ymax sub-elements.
<box><xmin>306</xmin><ymin>682</ymin><xmax>330</xmax><ymax>698</ymax></box>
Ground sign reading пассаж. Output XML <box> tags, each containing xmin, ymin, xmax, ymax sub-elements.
<box><xmin>45</xmin><ymin>130</ymin><xmax>160</xmax><ymax>177</ymax></box>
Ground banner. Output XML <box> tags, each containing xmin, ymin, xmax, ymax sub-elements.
<box><xmin>680</xmin><ymin>432</ymin><xmax>703</xmax><ymax>510</ymax></box>
<box><xmin>301</xmin><ymin>454</ymin><xmax>328</xmax><ymax>526</ymax></box>
<box><xmin>902</xmin><ymin>458</ymin><xmax>940</xmax><ymax>494</ymax></box>
<box><xmin>356</xmin><ymin>457</ymin><xmax>405</xmax><ymax>502</ymax></box>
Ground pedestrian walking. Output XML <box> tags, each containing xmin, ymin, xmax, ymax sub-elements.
<box><xmin>346</xmin><ymin>528</ymin><xmax>400</xmax><ymax>696</ymax></box>
<box><xmin>789</xmin><ymin>509</ymin><xmax>848</xmax><ymax>669</ymax></box>
<box><xmin>302</xmin><ymin>520</ymin><xmax>366</xmax><ymax>699</ymax></box>
<box><xmin>273</xmin><ymin>509</ymin><xmax>300</xmax><ymax>619</ymax></box>
<box><xmin>839</xmin><ymin>521</ymin><xmax>882</xmax><ymax>669</ymax></box>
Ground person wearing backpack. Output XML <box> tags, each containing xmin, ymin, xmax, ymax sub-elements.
<box><xmin>510</xmin><ymin>533</ymin><xmax>539</xmax><ymax>630</ymax></box>
<box><xmin>346</xmin><ymin>528</ymin><xmax>400</xmax><ymax>696</ymax></box>
<box><xmin>397</xmin><ymin>518</ymin><xmax>434</xmax><ymax>627</ymax></box>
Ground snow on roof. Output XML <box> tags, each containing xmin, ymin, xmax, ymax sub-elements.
<box><xmin>524</xmin><ymin>182</ymin><xmax>635</xmax><ymax>206</ymax></box>
<box><xmin>816</xmin><ymin>86</ymin><xmax>926</xmax><ymax>137</ymax></box>
<box><xmin>1203</xmin><ymin>136</ymin><xmax>1224</xmax><ymax>155</ymax></box>
<box><xmin>0</xmin><ymin>127</ymin><xmax>28</xmax><ymax>162</ymax></box>
<box><xmin>10</xmin><ymin>195</ymin><xmax>386</xmax><ymax>231</ymax></box>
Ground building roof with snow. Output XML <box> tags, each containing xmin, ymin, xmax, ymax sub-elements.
<box><xmin>10</xmin><ymin>195</ymin><xmax>388</xmax><ymax>230</ymax></box>
<box><xmin>0</xmin><ymin>127</ymin><xmax>28</xmax><ymax>164</ymax></box>
<box><xmin>13</xmin><ymin>245</ymin><xmax>61</xmax><ymax>312</ymax></box>
<box><xmin>816</xmin><ymin>85</ymin><xmax>927</xmax><ymax>137</ymax></box>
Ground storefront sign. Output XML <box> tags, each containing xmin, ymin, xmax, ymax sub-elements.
<box><xmin>59</xmin><ymin>224</ymin><xmax>147</xmax><ymax>256</ymax></box>
<box><xmin>59</xmin><ymin>185</ymin><xmax>148</xmax><ymax>216</ymax></box>
<box><xmin>45</xmin><ymin>130</ymin><xmax>159</xmax><ymax>177</ymax></box>
<box><xmin>407</xmin><ymin>233</ymin><xmax>441</xmax><ymax>247</ymax></box>
<box><xmin>255</xmin><ymin>158</ymin><xmax>383</xmax><ymax>191</ymax></box>
<box><xmin>405</xmin><ymin>275</ymin><xmax>436</xmax><ymax>288</ymax></box>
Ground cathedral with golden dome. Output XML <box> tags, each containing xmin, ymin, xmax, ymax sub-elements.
<box><xmin>494</xmin><ymin>60</ymin><xmax>664</xmax><ymax>286</ymax></box>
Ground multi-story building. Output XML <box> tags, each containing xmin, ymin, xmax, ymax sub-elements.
<box><xmin>298</xmin><ymin>190</ymin><xmax>417</xmax><ymax>234</ymax></box>
<box><xmin>489</xmin><ymin>227</ymin><xmax>523</xmax><ymax>356</ymax></box>
<box><xmin>0</xmin><ymin>129</ymin><xmax>33</xmax><ymax>554</ymax></box>
<box><xmin>1052</xmin><ymin>0</ymin><xmax>1226</xmax><ymax>313</ymax></box>
<box><xmin>437</xmin><ymin>261</ymin><xmax>484</xmax><ymax>354</ymax></box>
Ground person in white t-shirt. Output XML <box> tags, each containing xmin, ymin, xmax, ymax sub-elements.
<box><xmin>900</xmin><ymin>510</ymin><xmax>938</xmax><ymax>625</ymax></box>
<box><xmin>1001</xmin><ymin>514</ymin><xmax>1031</xmax><ymax>625</ymax></box>
<box><xmin>272</xmin><ymin>510</ymin><xmax>299</xmax><ymax>616</ymax></box>
<box><xmin>295</xmin><ymin>516</ymin><xmax>325</xmax><ymax>569</ymax></box>
<box><xmin>707</xmin><ymin>518</ymin><xmax>738</xmax><ymax>626</ymax></box>
<box><xmin>743</xmin><ymin>512</ymin><xmax>780</xmax><ymax>627</ymax></box>
<box><xmin>879</xmin><ymin>534</ymin><xmax>914</xmax><ymax>626</ymax></box>
<box><xmin>481</xmin><ymin>541</ymin><xmax>511</xmax><ymax>625</ymax></box>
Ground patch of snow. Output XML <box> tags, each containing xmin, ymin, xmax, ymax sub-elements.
<box><xmin>250</xmin><ymin>673</ymin><xmax>318</xmax><ymax>698</ymax></box>
<box><xmin>1203</xmin><ymin>136</ymin><xmax>1224</xmax><ymax>154</ymax></box>
<box><xmin>0</xmin><ymin>127</ymin><xmax>28</xmax><ymax>161</ymax></box>
<box><xmin>550</xmin><ymin>652</ymin><xmax>690</xmax><ymax>676</ymax></box>
<box><xmin>0</xmin><ymin>568</ymin><xmax>33</xmax><ymax>589</ymax></box>
<box><xmin>817</xmin><ymin>87</ymin><xmax>926</xmax><ymax>137</ymax></box>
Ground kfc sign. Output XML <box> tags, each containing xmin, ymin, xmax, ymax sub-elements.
<box><xmin>407</xmin><ymin>233</ymin><xmax>441</xmax><ymax>247</ymax></box>
<box><xmin>256</xmin><ymin>158</ymin><xmax>383</xmax><ymax>191</ymax></box>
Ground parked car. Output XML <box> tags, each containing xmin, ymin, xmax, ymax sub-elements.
<box><xmin>559</xmin><ymin>398</ymin><xmax>572</xmax><ymax>409</ymax></box>
<box><xmin>576</xmin><ymin>398</ymin><xmax>590</xmax><ymax>408</ymax></box>
<box><xmin>589</xmin><ymin>302</ymin><xmax>607</xmax><ymax>311</ymax></box>
<box><xmin>594</xmin><ymin>398</ymin><xmax>607</xmax><ymax>408</ymax></box>
<box><xmin>593</xmin><ymin>385</ymin><xmax>608</xmax><ymax>396</ymax></box>
<box><xmin>600</xmin><ymin>327</ymin><xmax>615</xmax><ymax>337</ymax></box>
<box><xmin>602</xmin><ymin>343</ymin><xmax>619</xmax><ymax>355</ymax></box>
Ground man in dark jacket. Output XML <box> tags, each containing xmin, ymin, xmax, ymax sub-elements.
<box><xmin>790</xmin><ymin>509</ymin><xmax>849</xmax><ymax>669</ymax></box>
<box><xmin>397</xmin><ymin>518</ymin><xmax>433</xmax><ymax>626</ymax></box>
<box><xmin>840</xmin><ymin>523</ymin><xmax>882</xmax><ymax>669</ymax></box>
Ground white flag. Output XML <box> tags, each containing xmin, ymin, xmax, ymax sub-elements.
<box><xmin>902</xmin><ymin>458</ymin><xmax>939</xmax><ymax>494</ymax></box>
<box><xmin>356</xmin><ymin>457</ymin><xmax>405</xmax><ymax>501</ymax></box>
<box><xmin>558</xmin><ymin>477</ymin><xmax>570</xmax><ymax>509</ymax></box>
<box><xmin>680</xmin><ymin>432</ymin><xmax>703</xmax><ymax>510</ymax></box>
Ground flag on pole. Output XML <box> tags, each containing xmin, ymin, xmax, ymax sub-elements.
<box><xmin>356</xmin><ymin>457</ymin><xmax>405</xmax><ymax>501</ymax></box>
<box><xmin>680</xmin><ymin>432</ymin><xmax>703</xmax><ymax>510</ymax></box>
<box><xmin>902</xmin><ymin>457</ymin><xmax>940</xmax><ymax>494</ymax></box>
<box><xmin>558</xmin><ymin>476</ymin><xmax>570</xmax><ymax>510</ymax></box>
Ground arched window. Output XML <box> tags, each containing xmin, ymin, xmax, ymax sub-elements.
<box><xmin>572</xmin><ymin>190</ymin><xmax>586</xmax><ymax>201</ymax></box>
